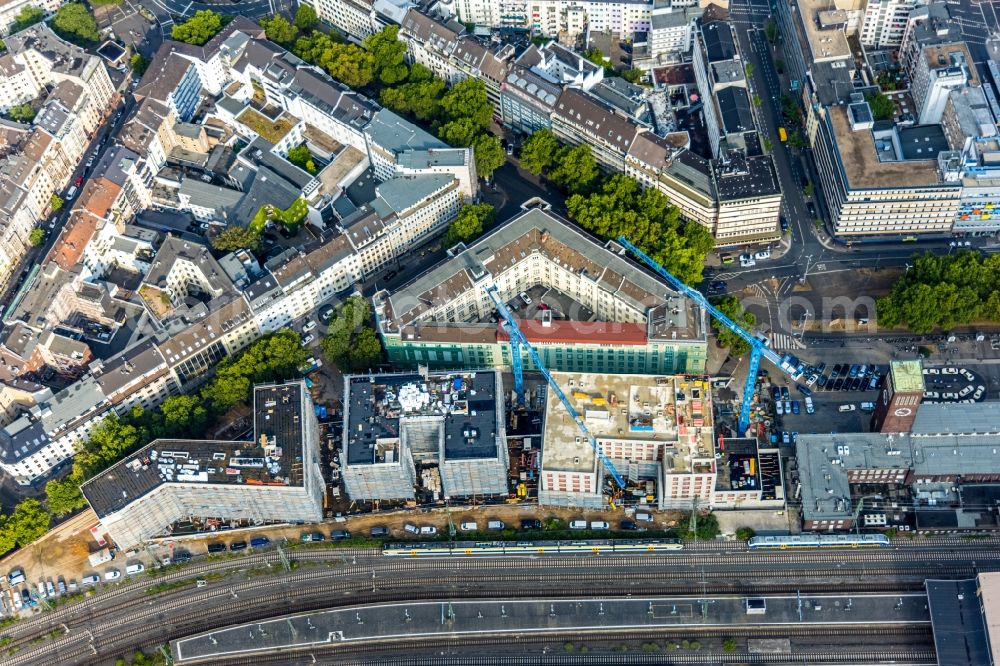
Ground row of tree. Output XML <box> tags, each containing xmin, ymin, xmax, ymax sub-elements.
<box><xmin>171</xmin><ymin>9</ymin><xmax>231</xmax><ymax>46</ymax></box>
<box><xmin>877</xmin><ymin>251</ymin><xmax>1000</xmax><ymax>333</ymax></box>
<box><xmin>0</xmin><ymin>330</ymin><xmax>311</xmax><ymax>555</ymax></box>
<box><xmin>518</xmin><ymin>130</ymin><xmax>714</xmax><ymax>285</ymax></box>
<box><xmin>442</xmin><ymin>202</ymin><xmax>495</xmax><ymax>249</ymax></box>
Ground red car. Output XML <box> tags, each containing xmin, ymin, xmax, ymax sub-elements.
<box><xmin>74</xmin><ymin>175</ymin><xmax>83</xmax><ymax>187</ymax></box>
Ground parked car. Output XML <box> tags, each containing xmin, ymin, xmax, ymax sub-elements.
<box><xmin>590</xmin><ymin>521</ymin><xmax>610</xmax><ymax>530</ymax></box>
<box><xmin>520</xmin><ymin>519</ymin><xmax>541</xmax><ymax>530</ymax></box>
<box><xmin>207</xmin><ymin>542</ymin><xmax>226</xmax><ymax>554</ymax></box>
<box><xmin>301</xmin><ymin>334</ymin><xmax>315</xmax><ymax>345</ymax></box>
<box><xmin>739</xmin><ymin>254</ymin><xmax>756</xmax><ymax>267</ymax></box>
<box><xmin>45</xmin><ymin>580</ymin><xmax>55</xmax><ymax>597</ymax></box>
<box><xmin>833</xmin><ymin>378</ymin><xmax>844</xmax><ymax>391</ymax></box>
<box><xmin>331</xmin><ymin>530</ymin><xmax>351</xmax><ymax>540</ymax></box>
<box><xmin>229</xmin><ymin>541</ymin><xmax>248</xmax><ymax>551</ymax></box>
<box><xmin>459</xmin><ymin>522</ymin><xmax>478</xmax><ymax>532</ymax></box>
<box><xmin>74</xmin><ymin>175</ymin><xmax>83</xmax><ymax>188</ymax></box>
<box><xmin>784</xmin><ymin>400</ymin><xmax>792</xmax><ymax>414</ymax></box>
<box><xmin>419</xmin><ymin>526</ymin><xmax>437</xmax><ymax>535</ymax></box>
<box><xmin>569</xmin><ymin>520</ymin><xmax>589</xmax><ymax>530</ymax></box>
<box><xmin>635</xmin><ymin>512</ymin><xmax>653</xmax><ymax>522</ymax></box>
<box><xmin>104</xmin><ymin>570</ymin><xmax>120</xmax><ymax>581</ymax></box>
<box><xmin>619</xmin><ymin>520</ymin><xmax>638</xmax><ymax>531</ymax></box>
<box><xmin>781</xmin><ymin>387</ymin><xmax>790</xmax><ymax>400</ymax></box>
<box><xmin>519</xmin><ymin>291</ymin><xmax>532</xmax><ymax>306</ymax></box>
<box><xmin>796</xmin><ymin>384</ymin><xmax>812</xmax><ymax>397</ymax></box>
<box><xmin>838</xmin><ymin>404</ymin><xmax>856</xmax><ymax>413</ymax></box>
<box><xmin>771</xmin><ymin>387</ymin><xmax>781</xmax><ymax>402</ymax></box>
<box><xmin>370</xmin><ymin>526</ymin><xmax>390</xmax><ymax>537</ymax></box>
<box><xmin>125</xmin><ymin>563</ymin><xmax>145</xmax><ymax>575</ymax></box>
<box><xmin>250</xmin><ymin>537</ymin><xmax>271</xmax><ymax>548</ymax></box>
<box><xmin>791</xmin><ymin>400</ymin><xmax>800</xmax><ymax>415</ymax></box>
<box><xmin>57</xmin><ymin>578</ymin><xmax>66</xmax><ymax>595</ymax></box>
<box><xmin>860</xmin><ymin>402</ymin><xmax>876</xmax><ymax>412</ymax></box>
<box><xmin>403</xmin><ymin>524</ymin><xmax>419</xmax><ymax>534</ymax></box>
<box><xmin>805</xmin><ymin>397</ymin><xmax>815</xmax><ymax>414</ymax></box>
<box><xmin>82</xmin><ymin>574</ymin><xmax>100</xmax><ymax>586</ymax></box>
<box><xmin>302</xmin><ymin>319</ymin><xmax>317</xmax><ymax>332</ymax></box>
<box><xmin>754</xmin><ymin>250</ymin><xmax>771</xmax><ymax>260</ymax></box>
<box><xmin>775</xmin><ymin>401</ymin><xmax>784</xmax><ymax>415</ymax></box>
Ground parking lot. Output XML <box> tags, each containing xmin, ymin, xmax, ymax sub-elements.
<box><xmin>921</xmin><ymin>365</ymin><xmax>987</xmax><ymax>404</ymax></box>
<box><xmin>765</xmin><ymin>363</ymin><xmax>884</xmax><ymax>437</ymax></box>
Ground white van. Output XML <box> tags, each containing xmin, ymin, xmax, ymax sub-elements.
<box><xmin>838</xmin><ymin>404</ymin><xmax>857</xmax><ymax>413</ymax></box>
<box><xmin>419</xmin><ymin>526</ymin><xmax>437</xmax><ymax>535</ymax></box>
<box><xmin>403</xmin><ymin>524</ymin><xmax>419</xmax><ymax>534</ymax></box>
<box><xmin>82</xmin><ymin>574</ymin><xmax>100</xmax><ymax>586</ymax></box>
<box><xmin>104</xmin><ymin>569</ymin><xmax>120</xmax><ymax>581</ymax></box>
<box><xmin>125</xmin><ymin>563</ymin><xmax>145</xmax><ymax>575</ymax></box>
<box><xmin>590</xmin><ymin>521</ymin><xmax>610</xmax><ymax>530</ymax></box>
<box><xmin>459</xmin><ymin>522</ymin><xmax>478</xmax><ymax>532</ymax></box>
<box><xmin>635</xmin><ymin>512</ymin><xmax>653</xmax><ymax>522</ymax></box>
<box><xmin>860</xmin><ymin>402</ymin><xmax>876</xmax><ymax>412</ymax></box>
<box><xmin>569</xmin><ymin>520</ymin><xmax>588</xmax><ymax>530</ymax></box>
<box><xmin>487</xmin><ymin>520</ymin><xmax>505</xmax><ymax>530</ymax></box>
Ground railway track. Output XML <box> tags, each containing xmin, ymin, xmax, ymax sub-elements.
<box><xmin>4</xmin><ymin>565</ymin><xmax>940</xmax><ymax>666</ymax></box>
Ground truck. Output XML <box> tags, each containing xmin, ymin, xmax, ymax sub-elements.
<box><xmin>88</xmin><ymin>548</ymin><xmax>113</xmax><ymax>567</ymax></box>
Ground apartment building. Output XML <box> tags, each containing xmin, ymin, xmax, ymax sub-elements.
<box><xmin>648</xmin><ymin>4</ymin><xmax>701</xmax><ymax>64</ymax></box>
<box><xmin>626</xmin><ymin>132</ymin><xmax>782</xmax><ymax>245</ymax></box>
<box><xmin>860</xmin><ymin>0</ymin><xmax>919</xmax><ymax>48</ymax></box>
<box><xmin>692</xmin><ymin>20</ymin><xmax>755</xmax><ymax>158</ymax></box>
<box><xmin>2</xmin><ymin>23</ymin><xmax>115</xmax><ymax>121</ymax></box>
<box><xmin>82</xmin><ymin>381</ymin><xmax>324</xmax><ymax>549</ymax></box>
<box><xmin>342</xmin><ymin>370</ymin><xmax>508</xmax><ymax>501</ymax></box>
<box><xmin>310</xmin><ymin>0</ymin><xmax>378</xmax><ymax>39</ymax></box>
<box><xmin>374</xmin><ymin>205</ymin><xmax>708</xmax><ymax>375</ymax></box>
<box><xmin>552</xmin><ymin>87</ymin><xmax>645</xmax><ymax>171</ymax></box>
<box><xmin>909</xmin><ymin>42</ymin><xmax>977</xmax><ymax>124</ymax></box>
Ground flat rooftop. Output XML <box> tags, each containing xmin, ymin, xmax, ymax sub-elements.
<box><xmin>926</xmin><ymin>579</ymin><xmax>991</xmax><ymax>666</ymax></box>
<box><xmin>891</xmin><ymin>359</ymin><xmax>925</xmax><ymax>393</ymax></box>
<box><xmin>344</xmin><ymin>371</ymin><xmax>500</xmax><ymax>466</ymax></box>
<box><xmin>980</xmin><ymin>572</ymin><xmax>1000</xmax><ymax>666</ymax></box>
<box><xmin>82</xmin><ymin>382</ymin><xmax>308</xmax><ymax>518</ymax></box>
<box><xmin>796</xmin><ymin>0</ymin><xmax>851</xmax><ymax>61</ymax></box>
<box><xmin>827</xmin><ymin>105</ymin><xmax>942</xmax><ymax>189</ymax></box>
<box><xmin>912</xmin><ymin>402</ymin><xmax>1000</xmax><ymax>435</ymax></box>
<box><xmin>542</xmin><ymin>372</ymin><xmax>713</xmax><ymax>474</ymax></box>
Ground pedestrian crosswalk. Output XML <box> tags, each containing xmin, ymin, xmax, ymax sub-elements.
<box><xmin>747</xmin><ymin>283</ymin><xmax>770</xmax><ymax>300</ymax></box>
<box><xmin>769</xmin><ymin>332</ymin><xmax>806</xmax><ymax>351</ymax></box>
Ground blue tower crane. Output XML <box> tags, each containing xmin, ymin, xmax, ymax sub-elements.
<box><xmin>486</xmin><ymin>286</ymin><xmax>626</xmax><ymax>490</ymax></box>
<box><xmin>616</xmin><ymin>237</ymin><xmax>805</xmax><ymax>435</ymax></box>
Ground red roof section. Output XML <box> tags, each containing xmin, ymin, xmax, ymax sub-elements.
<box><xmin>498</xmin><ymin>319</ymin><xmax>648</xmax><ymax>346</ymax></box>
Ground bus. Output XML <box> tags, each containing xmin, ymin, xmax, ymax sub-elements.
<box><xmin>778</xmin><ymin>127</ymin><xmax>788</xmax><ymax>142</ymax></box>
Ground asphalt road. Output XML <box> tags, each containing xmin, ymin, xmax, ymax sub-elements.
<box><xmin>136</xmin><ymin>0</ymin><xmax>297</xmax><ymax>32</ymax></box>
<box><xmin>5</xmin><ymin>539</ymin><xmax>999</xmax><ymax>664</ymax></box>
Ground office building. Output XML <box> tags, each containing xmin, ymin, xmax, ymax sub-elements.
<box><xmin>860</xmin><ymin>0</ymin><xmax>919</xmax><ymax>48</ymax></box>
<box><xmin>342</xmin><ymin>370</ymin><xmax>508</xmax><ymax>501</ymax></box>
<box><xmin>81</xmin><ymin>381</ymin><xmax>324</xmax><ymax>549</ymax></box>
<box><xmin>374</xmin><ymin>205</ymin><xmax>708</xmax><ymax>375</ymax></box>
<box><xmin>692</xmin><ymin>20</ymin><xmax>755</xmax><ymax>158</ymax></box>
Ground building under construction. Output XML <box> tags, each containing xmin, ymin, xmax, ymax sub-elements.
<box><xmin>341</xmin><ymin>369</ymin><xmax>508</xmax><ymax>502</ymax></box>
<box><xmin>539</xmin><ymin>372</ymin><xmax>716</xmax><ymax>509</ymax></box>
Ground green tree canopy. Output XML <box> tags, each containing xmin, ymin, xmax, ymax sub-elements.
<box><xmin>734</xmin><ymin>526</ymin><xmax>756</xmax><ymax>542</ymax></box>
<box><xmin>363</xmin><ymin>25</ymin><xmax>408</xmax><ymax>85</ymax></box>
<box><xmin>472</xmin><ymin>134</ymin><xmax>505</xmax><ymax>180</ymax></box>
<box><xmin>679</xmin><ymin>511</ymin><xmax>719</xmax><ymax>540</ymax></box>
<box><xmin>548</xmin><ymin>144</ymin><xmax>600</xmax><ymax>194</ymax></box>
<box><xmin>171</xmin><ymin>10</ymin><xmax>224</xmax><ymax>46</ymax></box>
<box><xmin>6</xmin><ymin>104</ymin><xmax>35</xmax><ymax>123</ymax></box>
<box><xmin>200</xmin><ymin>329</ymin><xmax>310</xmax><ymax>411</ymax></box>
<box><xmin>566</xmin><ymin>174</ymin><xmax>713</xmax><ymax>285</ymax></box>
<box><xmin>51</xmin><ymin>3</ymin><xmax>100</xmax><ymax>44</ymax></box>
<box><xmin>294</xmin><ymin>34</ymin><xmax>375</xmax><ymax>88</ymax></box>
<box><xmin>5</xmin><ymin>499</ymin><xmax>51</xmax><ymax>548</ymax></box>
<box><xmin>294</xmin><ymin>4</ymin><xmax>318</xmax><ymax>31</ymax></box>
<box><xmin>379</xmin><ymin>69</ymin><xmax>444</xmax><ymax>121</ymax></box>
<box><xmin>210</xmin><ymin>225</ymin><xmax>261</xmax><ymax>252</ymax></box>
<box><xmin>45</xmin><ymin>477</ymin><xmax>87</xmax><ymax>516</ymax></box>
<box><xmin>260</xmin><ymin>15</ymin><xmax>298</xmax><ymax>47</ymax></box>
<box><xmin>442</xmin><ymin>202</ymin><xmax>494</xmax><ymax>248</ymax></box>
<box><xmin>10</xmin><ymin>6</ymin><xmax>45</xmax><ymax>33</ymax></box>
<box><xmin>865</xmin><ymin>91</ymin><xmax>895</xmax><ymax>121</ymax></box>
<box><xmin>50</xmin><ymin>194</ymin><xmax>64</xmax><ymax>212</ymax></box>
<box><xmin>320</xmin><ymin>296</ymin><xmax>384</xmax><ymax>372</ymax></box>
<box><xmin>518</xmin><ymin>128</ymin><xmax>559</xmax><ymax>176</ymax></box>
<box><xmin>440</xmin><ymin>78</ymin><xmax>491</xmax><ymax>128</ymax></box>
<box><xmin>711</xmin><ymin>296</ymin><xmax>756</xmax><ymax>355</ymax></box>
<box><xmin>29</xmin><ymin>228</ymin><xmax>45</xmax><ymax>247</ymax></box>
<box><xmin>287</xmin><ymin>144</ymin><xmax>318</xmax><ymax>174</ymax></box>
<box><xmin>130</xmin><ymin>53</ymin><xmax>149</xmax><ymax>75</ymax></box>
<box><xmin>438</xmin><ymin>117</ymin><xmax>479</xmax><ymax>147</ymax></box>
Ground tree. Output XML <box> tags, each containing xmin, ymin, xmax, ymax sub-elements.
<box><xmin>764</xmin><ymin>18</ymin><xmax>778</xmax><ymax>44</ymax></box>
<box><xmin>379</xmin><ymin>73</ymin><xmax>444</xmax><ymax>122</ymax></box>
<box><xmin>621</xmin><ymin>69</ymin><xmax>644</xmax><ymax>84</ymax></box>
<box><xmin>752</xmin><ymin>94</ymin><xmax>762</xmax><ymax>108</ymax></box>
<box><xmin>51</xmin><ymin>3</ymin><xmax>100</xmax><ymax>44</ymax></box>
<box><xmin>762</xmin><ymin>137</ymin><xmax>773</xmax><ymax>153</ymax></box>
<box><xmin>323</xmin><ymin>42</ymin><xmax>375</xmax><ymax>88</ymax></box>
<box><xmin>363</xmin><ymin>25</ymin><xmax>408</xmax><ymax>85</ymax></box>
<box><xmin>10</xmin><ymin>6</ymin><xmax>44</xmax><ymax>33</ymax></box>
<box><xmin>6</xmin><ymin>499</ymin><xmax>51</xmax><ymax>548</ymax></box>
<box><xmin>711</xmin><ymin>296</ymin><xmax>755</xmax><ymax>355</ymax></box>
<box><xmin>201</xmin><ymin>329</ymin><xmax>309</xmax><ymax>411</ymax></box>
<box><xmin>723</xmin><ymin>638</ymin><xmax>737</xmax><ymax>653</ymax></box>
<box><xmin>679</xmin><ymin>511</ymin><xmax>719</xmax><ymax>540</ymax></box>
<box><xmin>744</xmin><ymin>62</ymin><xmax>754</xmax><ymax>78</ymax></box>
<box><xmin>865</xmin><ymin>91</ymin><xmax>895</xmax><ymax>122</ymax></box>
<box><xmin>440</xmin><ymin>78</ymin><xmax>491</xmax><ymax>128</ymax></box>
<box><xmin>130</xmin><ymin>53</ymin><xmax>149</xmax><ymax>75</ymax></box>
<box><xmin>803</xmin><ymin>182</ymin><xmax>814</xmax><ymax>198</ymax></box>
<box><xmin>6</xmin><ymin>103</ymin><xmax>35</xmax><ymax>123</ymax></box>
<box><xmin>287</xmin><ymin>144</ymin><xmax>318</xmax><ymax>174</ymax></box>
<box><xmin>549</xmin><ymin>144</ymin><xmax>599</xmax><ymax>194</ymax></box>
<box><xmin>321</xmin><ymin>296</ymin><xmax>383</xmax><ymax>372</ymax></box>
<box><xmin>472</xmin><ymin>134</ymin><xmax>505</xmax><ymax>180</ymax></box>
<box><xmin>45</xmin><ymin>477</ymin><xmax>87</xmax><ymax>517</ymax></box>
<box><xmin>0</xmin><ymin>39</ymin><xmax>5</xmax><ymax>52</ymax></box>
<box><xmin>50</xmin><ymin>194</ymin><xmax>64</xmax><ymax>212</ymax></box>
<box><xmin>29</xmin><ymin>228</ymin><xmax>45</xmax><ymax>247</ymax></box>
<box><xmin>519</xmin><ymin>128</ymin><xmax>559</xmax><ymax>175</ymax></box>
<box><xmin>260</xmin><ymin>15</ymin><xmax>298</xmax><ymax>47</ymax></box>
<box><xmin>735</xmin><ymin>526</ymin><xmax>756</xmax><ymax>542</ymax></box>
<box><xmin>294</xmin><ymin>4</ymin><xmax>318</xmax><ymax>31</ymax></box>
<box><xmin>566</xmin><ymin>174</ymin><xmax>713</xmax><ymax>285</ymax></box>
<box><xmin>775</xmin><ymin>58</ymin><xmax>785</xmax><ymax>74</ymax></box>
<box><xmin>438</xmin><ymin>118</ymin><xmax>479</xmax><ymax>147</ymax></box>
<box><xmin>171</xmin><ymin>10</ymin><xmax>224</xmax><ymax>46</ymax></box>
<box><xmin>155</xmin><ymin>394</ymin><xmax>209</xmax><ymax>439</ymax></box>
<box><xmin>210</xmin><ymin>226</ymin><xmax>261</xmax><ymax>252</ymax></box>
<box><xmin>442</xmin><ymin>202</ymin><xmax>494</xmax><ymax>248</ymax></box>
<box><xmin>582</xmin><ymin>46</ymin><xmax>611</xmax><ymax>74</ymax></box>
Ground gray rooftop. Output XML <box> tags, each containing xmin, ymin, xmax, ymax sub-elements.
<box><xmin>396</xmin><ymin>148</ymin><xmax>469</xmax><ymax>170</ymax></box>
<box><xmin>590</xmin><ymin>77</ymin><xmax>648</xmax><ymax>119</ymax></box>
<box><xmin>700</xmin><ymin>20</ymin><xmax>737</xmax><ymax>62</ymax></box>
<box><xmin>373</xmin><ymin>174</ymin><xmax>454</xmax><ymax>216</ymax></box>
<box><xmin>39</xmin><ymin>374</ymin><xmax>109</xmax><ymax>439</ymax></box>
<box><xmin>4</xmin><ymin>23</ymin><xmax>93</xmax><ymax>78</ymax></box>
<box><xmin>81</xmin><ymin>382</ymin><xmax>308</xmax><ymax>519</ymax></box>
<box><xmin>898</xmin><ymin>124</ymin><xmax>951</xmax><ymax>160</ymax></box>
<box><xmin>365</xmin><ymin>109</ymin><xmax>447</xmax><ymax>155</ymax></box>
<box><xmin>178</xmin><ymin>178</ymin><xmax>245</xmax><ymax>213</ymax></box>
<box><xmin>90</xmin><ymin>339</ymin><xmax>168</xmax><ymax>398</ymax></box>
<box><xmin>925</xmin><ymin>579</ymin><xmax>991</xmax><ymax>666</ymax></box>
<box><xmin>912</xmin><ymin>402</ymin><xmax>1000</xmax><ymax>435</ymax></box>
<box><xmin>344</xmin><ymin>371</ymin><xmax>499</xmax><ymax>466</ymax></box>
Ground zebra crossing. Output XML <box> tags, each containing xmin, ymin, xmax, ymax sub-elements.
<box><xmin>769</xmin><ymin>332</ymin><xmax>806</xmax><ymax>350</ymax></box>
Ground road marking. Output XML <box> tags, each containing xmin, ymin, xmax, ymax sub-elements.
<box><xmin>815</xmin><ymin>263</ymin><xmax>826</xmax><ymax>271</ymax></box>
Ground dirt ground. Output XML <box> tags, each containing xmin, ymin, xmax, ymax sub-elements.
<box><xmin>0</xmin><ymin>502</ymin><xmax>688</xmax><ymax>604</ymax></box>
